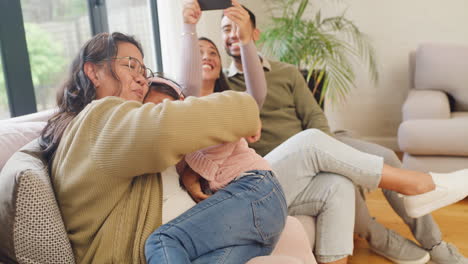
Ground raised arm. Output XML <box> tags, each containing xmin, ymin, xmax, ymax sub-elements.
<box><xmin>178</xmin><ymin>1</ymin><xmax>202</xmax><ymax>97</ymax></box>
<box><xmin>225</xmin><ymin>1</ymin><xmax>267</xmax><ymax>108</ymax></box>
<box><xmin>239</xmin><ymin>42</ymin><xmax>266</xmax><ymax>109</ymax></box>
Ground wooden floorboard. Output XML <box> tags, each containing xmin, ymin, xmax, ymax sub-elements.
<box><xmin>348</xmin><ymin>190</ymin><xmax>468</xmax><ymax>263</ymax></box>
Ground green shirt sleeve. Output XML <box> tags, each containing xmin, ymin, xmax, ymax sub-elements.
<box><xmin>291</xmin><ymin>68</ymin><xmax>332</xmax><ymax>136</ymax></box>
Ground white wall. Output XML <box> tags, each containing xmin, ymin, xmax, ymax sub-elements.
<box><xmin>321</xmin><ymin>0</ymin><xmax>468</xmax><ymax>149</ymax></box>
<box><xmin>159</xmin><ymin>0</ymin><xmax>468</xmax><ymax>150</ymax></box>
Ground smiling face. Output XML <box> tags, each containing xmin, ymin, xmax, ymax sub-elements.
<box><xmin>94</xmin><ymin>42</ymin><xmax>149</xmax><ymax>102</ymax></box>
<box><xmin>221</xmin><ymin>16</ymin><xmax>241</xmax><ymax>58</ymax></box>
<box><xmin>221</xmin><ymin>14</ymin><xmax>260</xmax><ymax>60</ymax></box>
<box><xmin>199</xmin><ymin>39</ymin><xmax>222</xmax><ymax>82</ymax></box>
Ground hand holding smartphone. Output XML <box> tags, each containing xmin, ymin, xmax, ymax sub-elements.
<box><xmin>198</xmin><ymin>0</ymin><xmax>232</xmax><ymax>11</ymax></box>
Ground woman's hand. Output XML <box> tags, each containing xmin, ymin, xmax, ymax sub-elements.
<box><xmin>181</xmin><ymin>166</ymin><xmax>211</xmax><ymax>203</ymax></box>
<box><xmin>183</xmin><ymin>0</ymin><xmax>202</xmax><ymax>24</ymax></box>
<box><xmin>223</xmin><ymin>0</ymin><xmax>253</xmax><ymax>44</ymax></box>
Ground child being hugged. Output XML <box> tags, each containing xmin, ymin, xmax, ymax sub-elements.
<box><xmin>143</xmin><ymin>1</ymin><xmax>287</xmax><ymax>264</ymax></box>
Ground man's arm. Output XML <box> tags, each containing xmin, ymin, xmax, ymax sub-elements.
<box><xmin>291</xmin><ymin>68</ymin><xmax>332</xmax><ymax>135</ymax></box>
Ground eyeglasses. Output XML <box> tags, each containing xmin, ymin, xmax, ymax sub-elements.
<box><xmin>106</xmin><ymin>56</ymin><xmax>155</xmax><ymax>84</ymax></box>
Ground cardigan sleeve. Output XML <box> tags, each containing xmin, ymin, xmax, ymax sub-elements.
<box><xmin>68</xmin><ymin>93</ymin><xmax>260</xmax><ymax>178</ymax></box>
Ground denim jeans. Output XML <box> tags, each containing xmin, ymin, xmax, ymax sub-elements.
<box><xmin>145</xmin><ymin>170</ymin><xmax>287</xmax><ymax>264</ymax></box>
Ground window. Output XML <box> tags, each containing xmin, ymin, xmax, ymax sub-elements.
<box><xmin>0</xmin><ymin>53</ymin><xmax>10</xmax><ymax>120</ymax></box>
<box><xmin>107</xmin><ymin>0</ymin><xmax>158</xmax><ymax>72</ymax></box>
<box><xmin>20</xmin><ymin>0</ymin><xmax>92</xmax><ymax>111</ymax></box>
<box><xmin>1</xmin><ymin>0</ymin><xmax>162</xmax><ymax>117</ymax></box>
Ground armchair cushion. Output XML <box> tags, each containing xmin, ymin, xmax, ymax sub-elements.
<box><xmin>402</xmin><ymin>153</ymin><xmax>468</xmax><ymax>173</ymax></box>
<box><xmin>402</xmin><ymin>90</ymin><xmax>450</xmax><ymax>121</ymax></box>
<box><xmin>414</xmin><ymin>43</ymin><xmax>468</xmax><ymax>111</ymax></box>
<box><xmin>0</xmin><ymin>140</ymin><xmax>75</xmax><ymax>263</ymax></box>
<box><xmin>0</xmin><ymin>122</ymin><xmax>46</xmax><ymax>171</ymax></box>
<box><xmin>398</xmin><ymin>112</ymin><xmax>468</xmax><ymax>156</ymax></box>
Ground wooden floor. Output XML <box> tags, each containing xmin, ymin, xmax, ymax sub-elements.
<box><xmin>348</xmin><ymin>190</ymin><xmax>468</xmax><ymax>263</ymax></box>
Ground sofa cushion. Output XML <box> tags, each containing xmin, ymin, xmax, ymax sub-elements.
<box><xmin>161</xmin><ymin>166</ymin><xmax>196</xmax><ymax>224</ymax></box>
<box><xmin>398</xmin><ymin>112</ymin><xmax>468</xmax><ymax>156</ymax></box>
<box><xmin>414</xmin><ymin>43</ymin><xmax>468</xmax><ymax>111</ymax></box>
<box><xmin>0</xmin><ymin>122</ymin><xmax>46</xmax><ymax>171</ymax></box>
<box><xmin>0</xmin><ymin>139</ymin><xmax>75</xmax><ymax>263</ymax></box>
<box><xmin>402</xmin><ymin>153</ymin><xmax>468</xmax><ymax>173</ymax></box>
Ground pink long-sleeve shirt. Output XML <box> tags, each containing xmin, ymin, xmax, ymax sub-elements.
<box><xmin>179</xmin><ymin>24</ymin><xmax>271</xmax><ymax>191</ymax></box>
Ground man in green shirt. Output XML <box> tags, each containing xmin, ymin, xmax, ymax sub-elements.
<box><xmin>221</xmin><ymin>6</ymin><xmax>467</xmax><ymax>264</ymax></box>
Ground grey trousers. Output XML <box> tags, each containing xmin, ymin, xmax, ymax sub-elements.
<box><xmin>264</xmin><ymin>129</ymin><xmax>384</xmax><ymax>262</ymax></box>
<box><xmin>338</xmin><ymin>135</ymin><xmax>442</xmax><ymax>249</ymax></box>
<box><xmin>263</xmin><ymin>128</ymin><xmax>442</xmax><ymax>262</ymax></box>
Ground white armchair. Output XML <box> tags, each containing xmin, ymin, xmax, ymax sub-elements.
<box><xmin>398</xmin><ymin>43</ymin><xmax>468</xmax><ymax>172</ymax></box>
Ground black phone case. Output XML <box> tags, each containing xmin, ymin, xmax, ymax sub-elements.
<box><xmin>199</xmin><ymin>0</ymin><xmax>231</xmax><ymax>11</ymax></box>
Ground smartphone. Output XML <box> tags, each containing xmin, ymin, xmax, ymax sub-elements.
<box><xmin>198</xmin><ymin>0</ymin><xmax>232</xmax><ymax>11</ymax></box>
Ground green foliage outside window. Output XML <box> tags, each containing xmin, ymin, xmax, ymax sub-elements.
<box><xmin>0</xmin><ymin>23</ymin><xmax>65</xmax><ymax>112</ymax></box>
<box><xmin>25</xmin><ymin>23</ymin><xmax>66</xmax><ymax>108</ymax></box>
<box><xmin>25</xmin><ymin>23</ymin><xmax>65</xmax><ymax>87</ymax></box>
<box><xmin>0</xmin><ymin>59</ymin><xmax>6</xmax><ymax>110</ymax></box>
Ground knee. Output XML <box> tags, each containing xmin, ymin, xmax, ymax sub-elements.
<box><xmin>321</xmin><ymin>174</ymin><xmax>355</xmax><ymax>206</ymax></box>
<box><xmin>145</xmin><ymin>228</ymin><xmax>175</xmax><ymax>249</ymax></box>
<box><xmin>145</xmin><ymin>230</ymin><xmax>164</xmax><ymax>248</ymax></box>
<box><xmin>296</xmin><ymin>129</ymin><xmax>330</xmax><ymax>148</ymax></box>
<box><xmin>302</xmin><ymin>128</ymin><xmax>327</xmax><ymax>139</ymax></box>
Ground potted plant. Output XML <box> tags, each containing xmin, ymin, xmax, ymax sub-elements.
<box><xmin>259</xmin><ymin>0</ymin><xmax>378</xmax><ymax>105</ymax></box>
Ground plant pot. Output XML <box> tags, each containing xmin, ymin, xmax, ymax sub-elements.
<box><xmin>300</xmin><ymin>69</ymin><xmax>326</xmax><ymax>109</ymax></box>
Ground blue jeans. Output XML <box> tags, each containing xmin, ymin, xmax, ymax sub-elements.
<box><xmin>145</xmin><ymin>170</ymin><xmax>288</xmax><ymax>264</ymax></box>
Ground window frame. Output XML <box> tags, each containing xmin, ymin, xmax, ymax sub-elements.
<box><xmin>0</xmin><ymin>0</ymin><xmax>163</xmax><ymax>117</ymax></box>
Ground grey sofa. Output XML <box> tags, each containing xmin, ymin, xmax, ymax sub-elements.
<box><xmin>398</xmin><ymin>43</ymin><xmax>468</xmax><ymax>173</ymax></box>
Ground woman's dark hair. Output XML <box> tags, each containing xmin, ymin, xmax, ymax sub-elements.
<box><xmin>40</xmin><ymin>32</ymin><xmax>144</xmax><ymax>163</ymax></box>
<box><xmin>198</xmin><ymin>37</ymin><xmax>230</xmax><ymax>93</ymax></box>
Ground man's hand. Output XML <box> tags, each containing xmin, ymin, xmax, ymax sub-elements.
<box><xmin>223</xmin><ymin>0</ymin><xmax>253</xmax><ymax>44</ymax></box>
<box><xmin>183</xmin><ymin>0</ymin><xmax>202</xmax><ymax>24</ymax></box>
<box><xmin>181</xmin><ymin>166</ymin><xmax>211</xmax><ymax>203</ymax></box>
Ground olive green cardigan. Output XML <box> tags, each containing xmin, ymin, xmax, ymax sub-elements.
<box><xmin>51</xmin><ymin>92</ymin><xmax>260</xmax><ymax>263</ymax></box>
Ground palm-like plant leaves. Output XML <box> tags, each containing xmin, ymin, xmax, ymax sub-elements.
<box><xmin>259</xmin><ymin>0</ymin><xmax>378</xmax><ymax>105</ymax></box>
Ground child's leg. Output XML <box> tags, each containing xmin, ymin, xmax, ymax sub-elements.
<box><xmin>145</xmin><ymin>171</ymin><xmax>287</xmax><ymax>264</ymax></box>
<box><xmin>193</xmin><ymin>244</ymin><xmax>272</xmax><ymax>264</ymax></box>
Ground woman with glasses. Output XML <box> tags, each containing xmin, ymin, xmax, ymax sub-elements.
<box><xmin>167</xmin><ymin>1</ymin><xmax>468</xmax><ymax>264</ymax></box>
<box><xmin>39</xmin><ymin>32</ymin><xmax>262</xmax><ymax>263</ymax></box>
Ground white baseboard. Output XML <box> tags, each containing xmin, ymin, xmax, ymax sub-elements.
<box><xmin>360</xmin><ymin>136</ymin><xmax>400</xmax><ymax>151</ymax></box>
